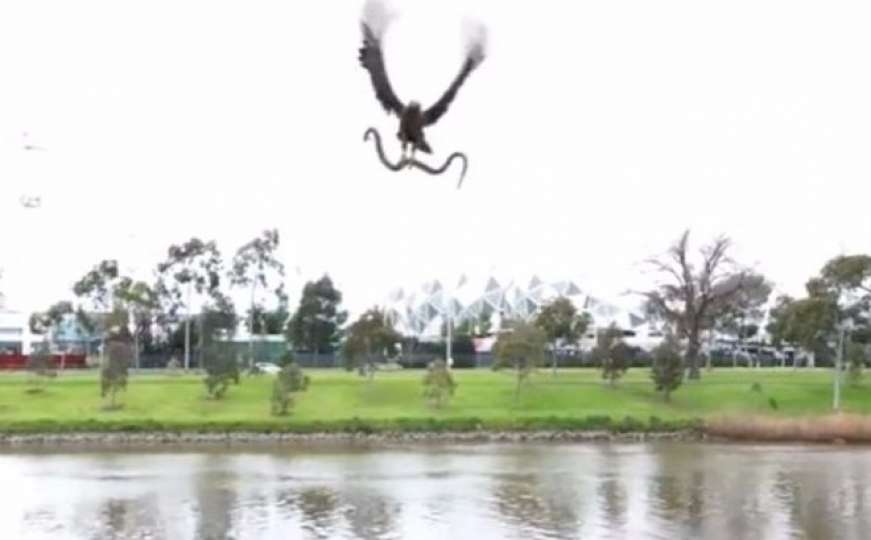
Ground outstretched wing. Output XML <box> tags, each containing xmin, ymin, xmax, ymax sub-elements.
<box><xmin>423</xmin><ymin>25</ymin><xmax>487</xmax><ymax>126</ymax></box>
<box><xmin>359</xmin><ymin>2</ymin><xmax>404</xmax><ymax>116</ymax></box>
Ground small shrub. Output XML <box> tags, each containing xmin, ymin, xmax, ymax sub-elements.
<box><xmin>422</xmin><ymin>359</ymin><xmax>457</xmax><ymax>408</ymax></box>
<box><xmin>166</xmin><ymin>357</ymin><xmax>181</xmax><ymax>376</ymax></box>
<box><xmin>593</xmin><ymin>324</ymin><xmax>630</xmax><ymax>386</ymax></box>
<box><xmin>616</xmin><ymin>416</ymin><xmax>646</xmax><ymax>433</ymax></box>
<box><xmin>750</xmin><ymin>382</ymin><xmax>763</xmax><ymax>393</ymax></box>
<box><xmin>202</xmin><ymin>345</ymin><xmax>239</xmax><ymax>400</ymax></box>
<box><xmin>248</xmin><ymin>363</ymin><xmax>265</xmax><ymax>376</ymax></box>
<box><xmin>651</xmin><ymin>334</ymin><xmax>683</xmax><ymax>401</ymax></box>
<box><xmin>26</xmin><ymin>347</ymin><xmax>56</xmax><ymax>393</ymax></box>
<box><xmin>492</xmin><ymin>322</ymin><xmax>547</xmax><ymax>402</ymax></box>
<box><xmin>601</xmin><ymin>342</ymin><xmax>631</xmax><ymax>386</ymax></box>
<box><xmin>277</xmin><ymin>350</ymin><xmax>296</xmax><ymax>367</ymax></box>
<box><xmin>271</xmin><ymin>363</ymin><xmax>309</xmax><ymax>416</ymax></box>
<box><xmin>101</xmin><ymin>340</ymin><xmax>132</xmax><ymax>410</ymax></box>
<box><xmin>768</xmin><ymin>397</ymin><xmax>779</xmax><ymax>410</ymax></box>
<box><xmin>847</xmin><ymin>342</ymin><xmax>865</xmax><ymax>386</ymax></box>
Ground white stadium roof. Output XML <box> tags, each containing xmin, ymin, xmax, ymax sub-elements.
<box><xmin>382</xmin><ymin>274</ymin><xmax>649</xmax><ymax>337</ymax></box>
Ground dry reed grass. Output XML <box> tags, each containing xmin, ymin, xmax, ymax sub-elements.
<box><xmin>706</xmin><ymin>414</ymin><xmax>871</xmax><ymax>443</ymax></box>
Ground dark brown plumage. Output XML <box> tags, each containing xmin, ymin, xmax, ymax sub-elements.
<box><xmin>358</xmin><ymin>0</ymin><xmax>486</xmax><ymax>159</ymax></box>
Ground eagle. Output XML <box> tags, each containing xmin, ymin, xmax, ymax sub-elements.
<box><xmin>358</xmin><ymin>0</ymin><xmax>487</xmax><ymax>164</ymax></box>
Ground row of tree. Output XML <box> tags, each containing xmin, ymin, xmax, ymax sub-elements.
<box><xmin>29</xmin><ymin>229</ymin><xmax>352</xmax><ymax>371</ymax></box>
<box><xmin>25</xmin><ymin>228</ymin><xmax>871</xmax><ymax>388</ymax></box>
<box><xmin>27</xmin><ymin>319</ymin><xmax>313</xmax><ymax>413</ymax></box>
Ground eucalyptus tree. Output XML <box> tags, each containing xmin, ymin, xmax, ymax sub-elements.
<box><xmin>155</xmin><ymin>238</ymin><xmax>224</xmax><ymax>370</ymax></box>
<box><xmin>73</xmin><ymin>259</ymin><xmax>122</xmax><ymax>361</ymax></box>
<box><xmin>229</xmin><ymin>229</ymin><xmax>286</xmax><ymax>368</ymax></box>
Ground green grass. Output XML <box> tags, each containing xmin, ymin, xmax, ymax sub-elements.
<box><xmin>0</xmin><ymin>368</ymin><xmax>868</xmax><ymax>434</ymax></box>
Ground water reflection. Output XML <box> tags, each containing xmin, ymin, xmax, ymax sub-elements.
<box><xmin>284</xmin><ymin>486</ymin><xmax>341</xmax><ymax>538</ymax></box>
<box><xmin>1</xmin><ymin>443</ymin><xmax>870</xmax><ymax>539</ymax></box>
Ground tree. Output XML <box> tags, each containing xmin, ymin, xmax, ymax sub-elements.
<box><xmin>271</xmin><ymin>363</ymin><xmax>310</xmax><ymax>416</ymax></box>
<box><xmin>229</xmin><ymin>229</ymin><xmax>286</xmax><ymax>368</ymax></box>
<box><xmin>535</xmin><ymin>298</ymin><xmax>592</xmax><ymax>376</ymax></box>
<box><xmin>766</xmin><ymin>295</ymin><xmax>795</xmax><ymax>348</ymax></box>
<box><xmin>73</xmin><ymin>259</ymin><xmax>119</xmax><ymax>312</ymax></box>
<box><xmin>820</xmin><ymin>253</ymin><xmax>871</xmax><ymax>348</ymax></box>
<box><xmin>342</xmin><ymin>307</ymin><xmax>401</xmax><ymax>378</ymax></box>
<box><xmin>716</xmin><ymin>272</ymin><xmax>772</xmax><ymax>368</ymax></box>
<box><xmin>820</xmin><ymin>255</ymin><xmax>871</xmax><ymax>297</ymax></box>
<box><xmin>801</xmin><ymin>255</ymin><xmax>871</xmax><ymax>409</ymax></box>
<box><xmin>251</xmin><ymin>303</ymin><xmax>291</xmax><ymax>335</ymax></box>
<box><xmin>114</xmin><ymin>278</ymin><xmax>159</xmax><ymax>370</ymax></box>
<box><xmin>493</xmin><ymin>322</ymin><xmax>547</xmax><ymax>402</ymax></box>
<box><xmin>25</xmin><ymin>345</ymin><xmax>55</xmax><ymax>393</ymax></box>
<box><xmin>156</xmin><ymin>238</ymin><xmax>224</xmax><ymax>370</ymax></box>
<box><xmin>592</xmin><ymin>324</ymin><xmax>631</xmax><ymax>387</ymax></box>
<box><xmin>651</xmin><ymin>332</ymin><xmax>683</xmax><ymax>402</ymax></box>
<box><xmin>288</xmin><ymin>275</ymin><xmax>348</xmax><ymax>358</ymax></box>
<box><xmin>422</xmin><ymin>359</ymin><xmax>457</xmax><ymax>408</ymax></box>
<box><xmin>642</xmin><ymin>230</ymin><xmax>753</xmax><ymax>379</ymax></box>
<box><xmin>163</xmin><ymin>296</ymin><xmax>236</xmax><ymax>362</ymax></box>
<box><xmin>30</xmin><ymin>301</ymin><xmax>75</xmax><ymax>370</ymax></box>
<box><xmin>201</xmin><ymin>293</ymin><xmax>239</xmax><ymax>342</ymax></box>
<box><xmin>101</xmin><ymin>338</ymin><xmax>132</xmax><ymax>410</ymax></box>
<box><xmin>768</xmin><ymin>282</ymin><xmax>838</xmax><ymax>368</ymax></box>
<box><xmin>202</xmin><ymin>343</ymin><xmax>240</xmax><ymax>400</ymax></box>
<box><xmin>73</xmin><ymin>259</ymin><xmax>122</xmax><ymax>361</ymax></box>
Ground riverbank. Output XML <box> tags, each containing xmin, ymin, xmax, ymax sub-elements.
<box><xmin>0</xmin><ymin>428</ymin><xmax>706</xmax><ymax>448</ymax></box>
<box><xmin>2</xmin><ymin>369</ymin><xmax>870</xmax><ymax>445</ymax></box>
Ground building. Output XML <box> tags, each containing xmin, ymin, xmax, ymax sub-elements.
<box><xmin>217</xmin><ymin>330</ymin><xmax>289</xmax><ymax>364</ymax></box>
<box><xmin>0</xmin><ymin>310</ymin><xmax>40</xmax><ymax>354</ymax></box>
<box><xmin>382</xmin><ymin>274</ymin><xmax>664</xmax><ymax>352</ymax></box>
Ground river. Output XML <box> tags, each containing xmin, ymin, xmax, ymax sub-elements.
<box><xmin>0</xmin><ymin>442</ymin><xmax>868</xmax><ymax>539</ymax></box>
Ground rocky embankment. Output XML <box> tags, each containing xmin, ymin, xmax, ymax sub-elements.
<box><xmin>0</xmin><ymin>429</ymin><xmax>704</xmax><ymax>448</ymax></box>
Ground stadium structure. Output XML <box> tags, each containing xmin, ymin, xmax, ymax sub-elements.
<box><xmin>382</xmin><ymin>275</ymin><xmax>664</xmax><ymax>351</ymax></box>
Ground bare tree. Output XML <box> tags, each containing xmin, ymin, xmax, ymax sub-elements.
<box><xmin>642</xmin><ymin>230</ymin><xmax>750</xmax><ymax>379</ymax></box>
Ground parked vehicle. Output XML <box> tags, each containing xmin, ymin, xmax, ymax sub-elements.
<box><xmin>254</xmin><ymin>362</ymin><xmax>281</xmax><ymax>374</ymax></box>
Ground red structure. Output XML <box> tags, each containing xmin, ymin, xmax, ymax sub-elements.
<box><xmin>0</xmin><ymin>353</ymin><xmax>88</xmax><ymax>370</ymax></box>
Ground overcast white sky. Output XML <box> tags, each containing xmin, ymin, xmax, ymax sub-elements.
<box><xmin>1</xmin><ymin>0</ymin><xmax>870</xmax><ymax>317</ymax></box>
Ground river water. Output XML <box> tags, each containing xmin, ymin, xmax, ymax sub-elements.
<box><xmin>0</xmin><ymin>442</ymin><xmax>868</xmax><ymax>539</ymax></box>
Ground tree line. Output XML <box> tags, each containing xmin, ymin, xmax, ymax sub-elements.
<box><xmin>23</xmin><ymin>228</ymin><xmax>871</xmax><ymax>393</ymax></box>
<box><xmin>29</xmin><ymin>229</ymin><xmax>350</xmax><ymax>372</ymax></box>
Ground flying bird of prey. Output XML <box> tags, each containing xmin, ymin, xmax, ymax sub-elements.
<box><xmin>358</xmin><ymin>0</ymin><xmax>487</xmax><ymax>164</ymax></box>
<box><xmin>21</xmin><ymin>131</ymin><xmax>46</xmax><ymax>152</ymax></box>
<box><xmin>19</xmin><ymin>195</ymin><xmax>42</xmax><ymax>208</ymax></box>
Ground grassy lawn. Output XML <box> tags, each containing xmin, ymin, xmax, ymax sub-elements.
<box><xmin>0</xmin><ymin>368</ymin><xmax>868</xmax><ymax>433</ymax></box>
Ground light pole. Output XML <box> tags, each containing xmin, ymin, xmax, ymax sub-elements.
<box><xmin>442</xmin><ymin>275</ymin><xmax>466</xmax><ymax>369</ymax></box>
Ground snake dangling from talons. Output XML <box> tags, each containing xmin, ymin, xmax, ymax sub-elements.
<box><xmin>364</xmin><ymin>127</ymin><xmax>469</xmax><ymax>189</ymax></box>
